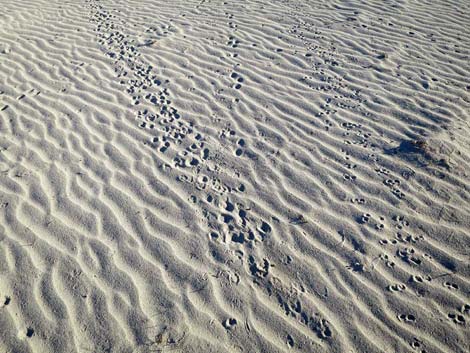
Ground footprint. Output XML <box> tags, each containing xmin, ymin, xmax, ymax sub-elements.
<box><xmin>223</xmin><ymin>317</ymin><xmax>237</xmax><ymax>330</ymax></box>
<box><xmin>397</xmin><ymin>248</ymin><xmax>421</xmax><ymax>265</ymax></box>
<box><xmin>227</xmin><ymin>37</ymin><xmax>240</xmax><ymax>48</ymax></box>
<box><xmin>26</xmin><ymin>327</ymin><xmax>34</xmax><ymax>338</ymax></box>
<box><xmin>398</xmin><ymin>314</ymin><xmax>416</xmax><ymax>323</ymax></box>
<box><xmin>396</xmin><ymin>232</ymin><xmax>421</xmax><ymax>243</ymax></box>
<box><xmin>350</xmin><ymin>197</ymin><xmax>365</xmax><ymax>204</ymax></box>
<box><xmin>286</xmin><ymin>334</ymin><xmax>294</xmax><ymax>348</ymax></box>
<box><xmin>461</xmin><ymin>304</ymin><xmax>470</xmax><ymax>314</ymax></box>
<box><xmin>410</xmin><ymin>338</ymin><xmax>424</xmax><ymax>351</ymax></box>
<box><xmin>229</xmin><ymin>72</ymin><xmax>244</xmax><ymax>91</ymax></box>
<box><xmin>359</xmin><ymin>213</ymin><xmax>371</xmax><ymax>224</ymax></box>
<box><xmin>249</xmin><ymin>256</ymin><xmax>270</xmax><ymax>278</ymax></box>
<box><xmin>1</xmin><ymin>296</ymin><xmax>11</xmax><ymax>307</ymax></box>
<box><xmin>259</xmin><ymin>221</ymin><xmax>271</xmax><ymax>234</ymax></box>
<box><xmin>314</xmin><ymin>319</ymin><xmax>332</xmax><ymax>339</ymax></box>
<box><xmin>443</xmin><ymin>282</ymin><xmax>459</xmax><ymax>290</ymax></box>
<box><xmin>448</xmin><ymin>313</ymin><xmax>465</xmax><ymax>325</ymax></box>
<box><xmin>387</xmin><ymin>283</ymin><xmax>406</xmax><ymax>292</ymax></box>
<box><xmin>409</xmin><ymin>275</ymin><xmax>431</xmax><ymax>283</ymax></box>
<box><xmin>391</xmin><ymin>188</ymin><xmax>406</xmax><ymax>199</ymax></box>
<box><xmin>375</xmin><ymin>167</ymin><xmax>390</xmax><ymax>175</ymax></box>
<box><xmin>231</xmin><ymin>232</ymin><xmax>245</xmax><ymax>244</ymax></box>
<box><xmin>343</xmin><ymin>173</ymin><xmax>356</xmax><ymax>181</ymax></box>
<box><xmin>384</xmin><ymin>178</ymin><xmax>401</xmax><ymax>187</ymax></box>
<box><xmin>393</xmin><ymin>215</ymin><xmax>410</xmax><ymax>229</ymax></box>
<box><xmin>375</xmin><ymin>223</ymin><xmax>385</xmax><ymax>230</ymax></box>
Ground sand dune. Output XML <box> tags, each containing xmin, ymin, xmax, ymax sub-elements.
<box><xmin>0</xmin><ymin>0</ymin><xmax>469</xmax><ymax>352</ymax></box>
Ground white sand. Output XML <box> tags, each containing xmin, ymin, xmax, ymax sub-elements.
<box><xmin>0</xmin><ymin>0</ymin><xmax>469</xmax><ymax>352</ymax></box>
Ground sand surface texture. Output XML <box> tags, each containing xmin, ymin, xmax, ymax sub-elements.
<box><xmin>1</xmin><ymin>0</ymin><xmax>469</xmax><ymax>352</ymax></box>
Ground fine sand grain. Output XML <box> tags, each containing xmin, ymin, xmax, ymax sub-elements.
<box><xmin>0</xmin><ymin>0</ymin><xmax>469</xmax><ymax>352</ymax></box>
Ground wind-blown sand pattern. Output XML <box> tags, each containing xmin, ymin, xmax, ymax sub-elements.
<box><xmin>1</xmin><ymin>0</ymin><xmax>469</xmax><ymax>352</ymax></box>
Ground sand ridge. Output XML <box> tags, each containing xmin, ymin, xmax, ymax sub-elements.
<box><xmin>0</xmin><ymin>0</ymin><xmax>469</xmax><ymax>352</ymax></box>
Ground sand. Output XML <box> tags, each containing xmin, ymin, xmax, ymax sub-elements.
<box><xmin>0</xmin><ymin>0</ymin><xmax>469</xmax><ymax>352</ymax></box>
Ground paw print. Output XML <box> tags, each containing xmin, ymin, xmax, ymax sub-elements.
<box><xmin>391</xmin><ymin>188</ymin><xmax>406</xmax><ymax>199</ymax></box>
<box><xmin>393</xmin><ymin>215</ymin><xmax>409</xmax><ymax>229</ymax></box>
<box><xmin>443</xmin><ymin>282</ymin><xmax>459</xmax><ymax>290</ymax></box>
<box><xmin>397</xmin><ymin>248</ymin><xmax>421</xmax><ymax>265</ymax></box>
<box><xmin>375</xmin><ymin>167</ymin><xmax>390</xmax><ymax>175</ymax></box>
<box><xmin>359</xmin><ymin>213</ymin><xmax>371</xmax><ymax>224</ymax></box>
<box><xmin>461</xmin><ymin>304</ymin><xmax>470</xmax><ymax>314</ymax></box>
<box><xmin>343</xmin><ymin>173</ymin><xmax>357</xmax><ymax>181</ymax></box>
<box><xmin>410</xmin><ymin>338</ymin><xmax>426</xmax><ymax>352</ymax></box>
<box><xmin>409</xmin><ymin>275</ymin><xmax>432</xmax><ymax>283</ymax></box>
<box><xmin>398</xmin><ymin>314</ymin><xmax>416</xmax><ymax>323</ymax></box>
<box><xmin>313</xmin><ymin>319</ymin><xmax>332</xmax><ymax>339</ymax></box>
<box><xmin>375</xmin><ymin>223</ymin><xmax>385</xmax><ymax>230</ymax></box>
<box><xmin>448</xmin><ymin>313</ymin><xmax>466</xmax><ymax>325</ymax></box>
<box><xmin>223</xmin><ymin>317</ymin><xmax>238</xmax><ymax>330</ymax></box>
<box><xmin>384</xmin><ymin>178</ymin><xmax>400</xmax><ymax>187</ymax></box>
<box><xmin>351</xmin><ymin>197</ymin><xmax>365</xmax><ymax>204</ymax></box>
<box><xmin>388</xmin><ymin>283</ymin><xmax>406</xmax><ymax>292</ymax></box>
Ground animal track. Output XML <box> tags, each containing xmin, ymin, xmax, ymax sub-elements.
<box><xmin>379</xmin><ymin>253</ymin><xmax>396</xmax><ymax>268</ymax></box>
<box><xmin>393</xmin><ymin>215</ymin><xmax>410</xmax><ymax>229</ymax></box>
<box><xmin>359</xmin><ymin>213</ymin><xmax>371</xmax><ymax>223</ymax></box>
<box><xmin>351</xmin><ymin>197</ymin><xmax>366</xmax><ymax>204</ymax></box>
<box><xmin>398</xmin><ymin>314</ymin><xmax>416</xmax><ymax>323</ymax></box>
<box><xmin>311</xmin><ymin>318</ymin><xmax>332</xmax><ymax>339</ymax></box>
<box><xmin>387</xmin><ymin>283</ymin><xmax>406</xmax><ymax>292</ymax></box>
<box><xmin>248</xmin><ymin>257</ymin><xmax>270</xmax><ymax>278</ymax></box>
<box><xmin>286</xmin><ymin>334</ymin><xmax>294</xmax><ymax>348</ymax></box>
<box><xmin>230</xmin><ymin>72</ymin><xmax>244</xmax><ymax>90</ymax></box>
<box><xmin>410</xmin><ymin>338</ymin><xmax>426</xmax><ymax>352</ymax></box>
<box><xmin>223</xmin><ymin>317</ymin><xmax>237</xmax><ymax>330</ymax></box>
<box><xmin>1</xmin><ymin>296</ymin><xmax>11</xmax><ymax>307</ymax></box>
<box><xmin>443</xmin><ymin>282</ymin><xmax>459</xmax><ymax>290</ymax></box>
<box><xmin>461</xmin><ymin>304</ymin><xmax>470</xmax><ymax>314</ymax></box>
<box><xmin>409</xmin><ymin>275</ymin><xmax>432</xmax><ymax>283</ymax></box>
<box><xmin>448</xmin><ymin>313</ymin><xmax>465</xmax><ymax>325</ymax></box>
<box><xmin>397</xmin><ymin>247</ymin><xmax>422</xmax><ymax>265</ymax></box>
<box><xmin>343</xmin><ymin>173</ymin><xmax>356</xmax><ymax>181</ymax></box>
<box><xmin>227</xmin><ymin>36</ymin><xmax>240</xmax><ymax>48</ymax></box>
<box><xmin>395</xmin><ymin>232</ymin><xmax>422</xmax><ymax>244</ymax></box>
<box><xmin>26</xmin><ymin>327</ymin><xmax>34</xmax><ymax>338</ymax></box>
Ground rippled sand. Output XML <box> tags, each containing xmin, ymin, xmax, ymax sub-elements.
<box><xmin>0</xmin><ymin>0</ymin><xmax>469</xmax><ymax>352</ymax></box>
